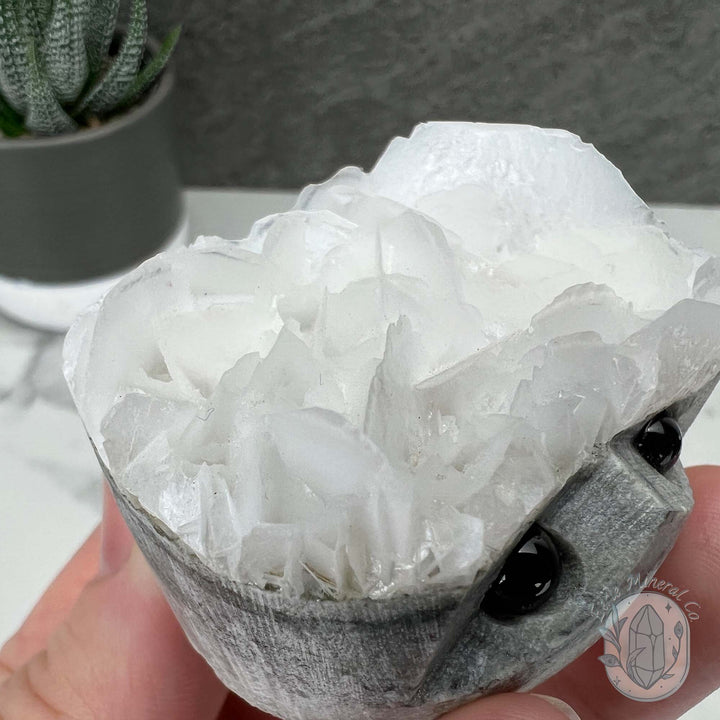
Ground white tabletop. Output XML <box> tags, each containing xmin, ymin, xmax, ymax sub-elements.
<box><xmin>0</xmin><ymin>191</ymin><xmax>718</xmax><ymax>719</ymax></box>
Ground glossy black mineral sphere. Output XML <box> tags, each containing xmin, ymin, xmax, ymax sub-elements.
<box><xmin>635</xmin><ymin>413</ymin><xmax>682</xmax><ymax>474</ymax></box>
<box><xmin>481</xmin><ymin>524</ymin><xmax>561</xmax><ymax>621</ymax></box>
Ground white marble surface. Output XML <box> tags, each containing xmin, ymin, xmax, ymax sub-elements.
<box><xmin>0</xmin><ymin>192</ymin><xmax>718</xmax><ymax>719</ymax></box>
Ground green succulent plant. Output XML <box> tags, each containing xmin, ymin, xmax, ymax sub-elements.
<box><xmin>0</xmin><ymin>0</ymin><xmax>180</xmax><ymax>138</ymax></box>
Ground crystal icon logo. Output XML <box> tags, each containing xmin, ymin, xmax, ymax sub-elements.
<box><xmin>627</xmin><ymin>603</ymin><xmax>666</xmax><ymax>688</ymax></box>
<box><xmin>599</xmin><ymin>591</ymin><xmax>690</xmax><ymax>701</ymax></box>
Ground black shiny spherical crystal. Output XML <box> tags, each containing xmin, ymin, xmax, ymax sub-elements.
<box><xmin>481</xmin><ymin>524</ymin><xmax>561</xmax><ymax>621</ymax></box>
<box><xmin>634</xmin><ymin>413</ymin><xmax>682</xmax><ymax>474</ymax></box>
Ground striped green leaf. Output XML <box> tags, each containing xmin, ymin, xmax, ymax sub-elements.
<box><xmin>0</xmin><ymin>0</ymin><xmax>29</xmax><ymax>111</ymax></box>
<box><xmin>24</xmin><ymin>25</ymin><xmax>76</xmax><ymax>134</ymax></box>
<box><xmin>119</xmin><ymin>24</ymin><xmax>179</xmax><ymax>109</ymax></box>
<box><xmin>24</xmin><ymin>0</ymin><xmax>51</xmax><ymax>44</ymax></box>
<box><xmin>84</xmin><ymin>0</ymin><xmax>118</xmax><ymax>76</ymax></box>
<box><xmin>41</xmin><ymin>0</ymin><xmax>89</xmax><ymax>103</ymax></box>
<box><xmin>77</xmin><ymin>0</ymin><xmax>146</xmax><ymax>115</ymax></box>
<box><xmin>0</xmin><ymin>0</ymin><xmax>176</xmax><ymax>135</ymax></box>
<box><xmin>30</xmin><ymin>0</ymin><xmax>52</xmax><ymax>27</ymax></box>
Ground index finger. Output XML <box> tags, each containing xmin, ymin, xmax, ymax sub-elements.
<box><xmin>0</xmin><ymin>527</ymin><xmax>100</xmax><ymax>684</ymax></box>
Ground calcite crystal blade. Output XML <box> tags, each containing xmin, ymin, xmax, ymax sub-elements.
<box><xmin>64</xmin><ymin>123</ymin><xmax>720</xmax><ymax>720</ymax></box>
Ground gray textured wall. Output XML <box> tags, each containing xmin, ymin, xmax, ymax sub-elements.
<box><xmin>148</xmin><ymin>0</ymin><xmax>720</xmax><ymax>202</ymax></box>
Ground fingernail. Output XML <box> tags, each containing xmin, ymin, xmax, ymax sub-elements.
<box><xmin>99</xmin><ymin>483</ymin><xmax>134</xmax><ymax>576</ymax></box>
<box><xmin>531</xmin><ymin>694</ymin><xmax>581</xmax><ymax>719</ymax></box>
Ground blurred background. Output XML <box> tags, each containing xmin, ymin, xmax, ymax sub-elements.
<box><xmin>147</xmin><ymin>0</ymin><xmax>720</xmax><ymax>201</ymax></box>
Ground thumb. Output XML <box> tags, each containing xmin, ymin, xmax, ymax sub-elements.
<box><xmin>443</xmin><ymin>692</ymin><xmax>580</xmax><ymax>720</ymax></box>
<box><xmin>0</xmin><ymin>504</ymin><xmax>228</xmax><ymax>720</ymax></box>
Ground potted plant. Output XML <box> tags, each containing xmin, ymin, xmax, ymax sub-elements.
<box><xmin>0</xmin><ymin>0</ymin><xmax>183</xmax><ymax>330</ymax></box>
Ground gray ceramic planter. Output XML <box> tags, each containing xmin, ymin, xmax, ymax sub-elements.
<box><xmin>0</xmin><ymin>69</ymin><xmax>184</xmax><ymax>328</ymax></box>
<box><xmin>93</xmin><ymin>373</ymin><xmax>719</xmax><ymax>720</ymax></box>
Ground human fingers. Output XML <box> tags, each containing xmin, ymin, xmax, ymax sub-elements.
<box><xmin>442</xmin><ymin>692</ymin><xmax>579</xmax><ymax>719</ymax></box>
<box><xmin>216</xmin><ymin>691</ymin><xmax>581</xmax><ymax>720</ymax></box>
<box><xmin>535</xmin><ymin>465</ymin><xmax>720</xmax><ymax>719</ymax></box>
<box><xmin>100</xmin><ymin>482</ymin><xmax>135</xmax><ymax>574</ymax></box>
<box><xmin>0</xmin><ymin>488</ymin><xmax>228</xmax><ymax>720</ymax></box>
<box><xmin>0</xmin><ymin>483</ymin><xmax>136</xmax><ymax>683</ymax></box>
<box><xmin>0</xmin><ymin>526</ymin><xmax>100</xmax><ymax>684</ymax></box>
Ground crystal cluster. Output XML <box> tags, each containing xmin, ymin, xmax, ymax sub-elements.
<box><xmin>64</xmin><ymin>123</ymin><xmax>720</xmax><ymax>600</ymax></box>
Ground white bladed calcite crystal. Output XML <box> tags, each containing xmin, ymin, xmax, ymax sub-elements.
<box><xmin>64</xmin><ymin>123</ymin><xmax>720</xmax><ymax>600</ymax></box>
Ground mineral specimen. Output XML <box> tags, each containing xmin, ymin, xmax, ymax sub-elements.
<box><xmin>63</xmin><ymin>123</ymin><xmax>720</xmax><ymax>719</ymax></box>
